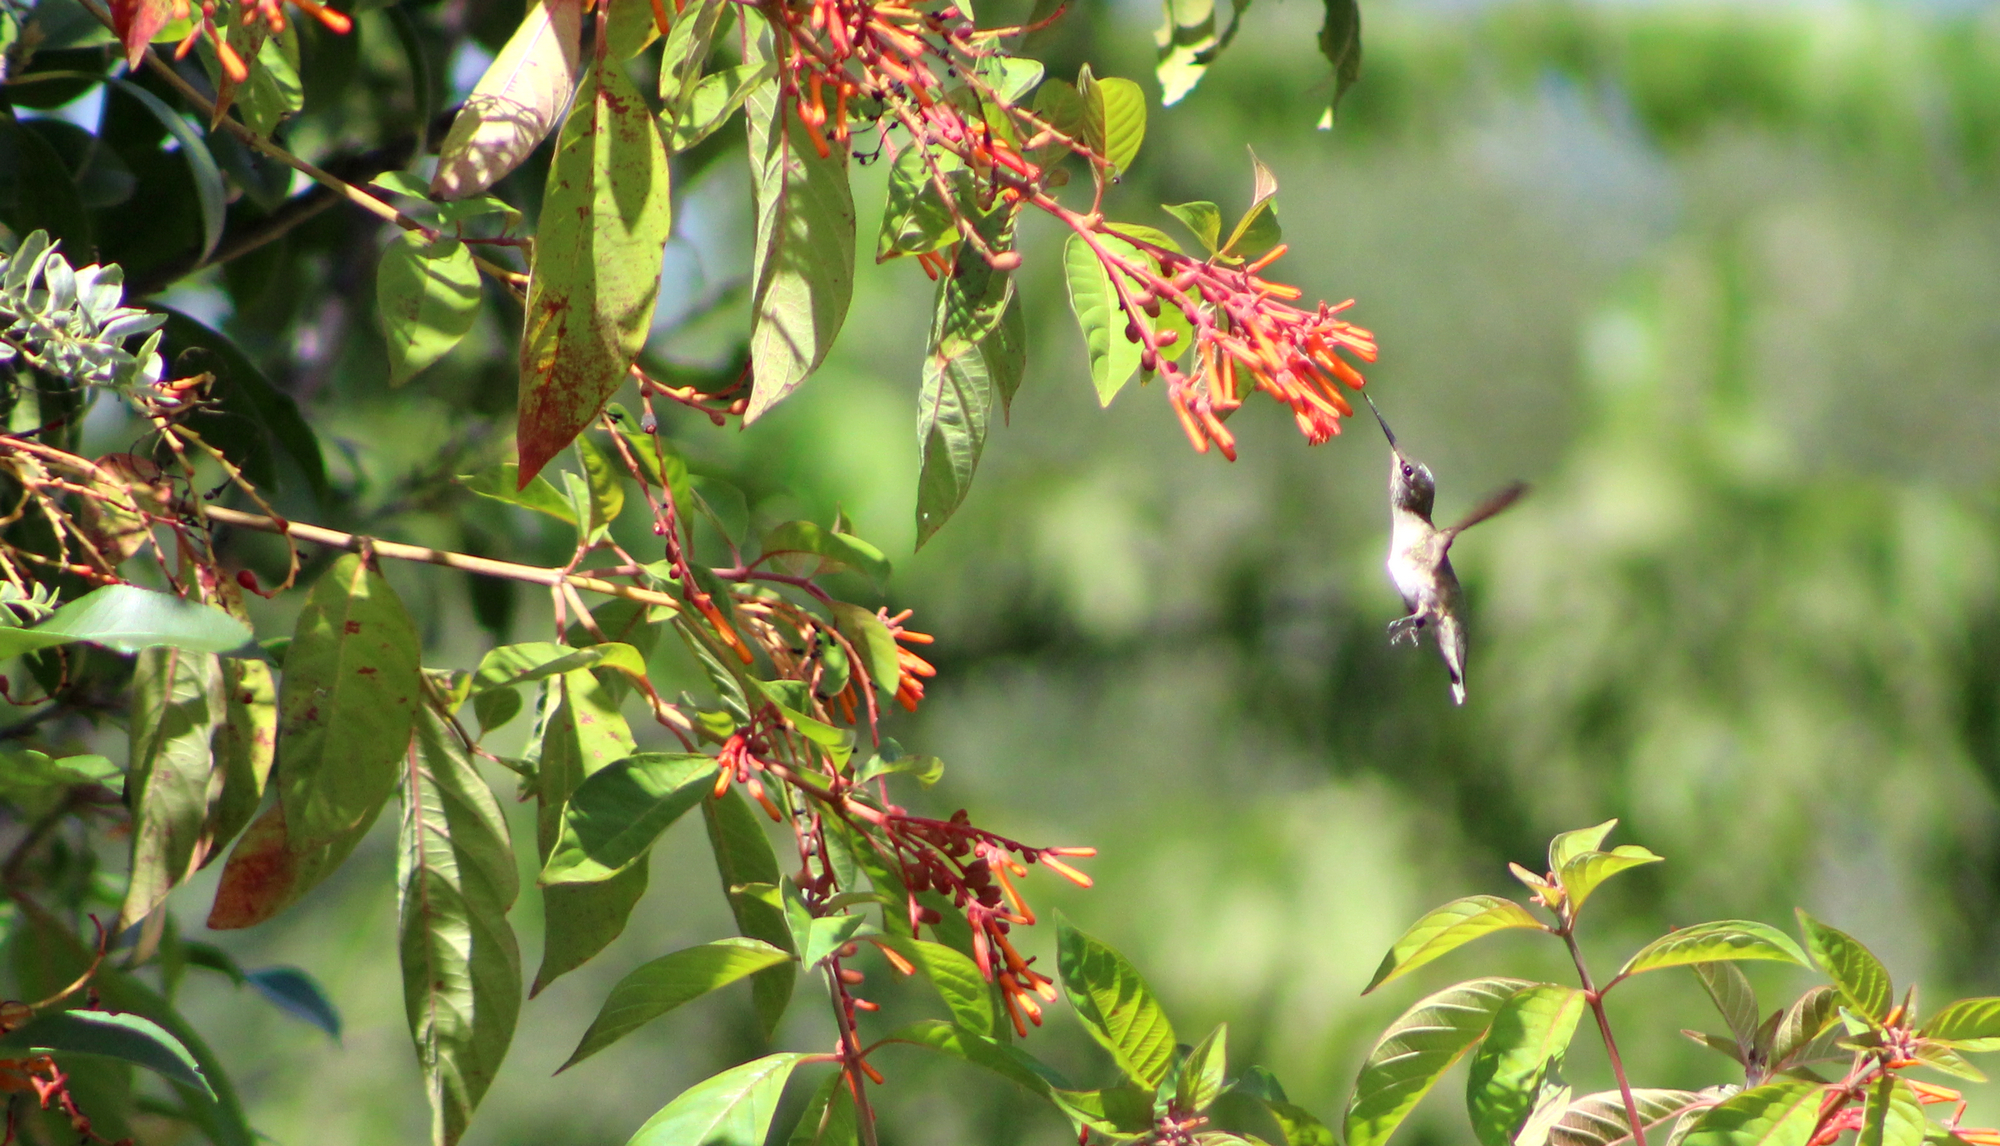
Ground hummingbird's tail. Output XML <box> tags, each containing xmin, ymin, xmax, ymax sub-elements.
<box><xmin>1437</xmin><ymin>612</ymin><xmax>1468</xmax><ymax>706</ymax></box>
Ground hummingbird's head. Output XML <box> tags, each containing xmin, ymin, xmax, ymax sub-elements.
<box><xmin>1390</xmin><ymin>453</ymin><xmax>1436</xmax><ymax>518</ymax></box>
<box><xmin>1363</xmin><ymin>393</ymin><xmax>1438</xmax><ymax>517</ymax></box>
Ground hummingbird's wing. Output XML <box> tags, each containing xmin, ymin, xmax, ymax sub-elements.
<box><xmin>1440</xmin><ymin>481</ymin><xmax>1529</xmax><ymax>549</ymax></box>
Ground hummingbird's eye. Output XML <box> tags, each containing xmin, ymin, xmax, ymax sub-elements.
<box><xmin>1401</xmin><ymin>464</ymin><xmax>1413</xmax><ymax>478</ymax></box>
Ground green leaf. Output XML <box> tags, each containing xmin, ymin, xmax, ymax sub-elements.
<box><xmin>1344</xmin><ymin>978</ymin><xmax>1529</xmax><ymax>1146</ymax></box>
<box><xmin>611</xmin><ymin>410</ymin><xmax>694</xmax><ymax>511</ymax></box>
<box><xmin>1063</xmin><ymin>233</ymin><xmax>1145</xmax><ymax>407</ymax></box>
<box><xmin>517</xmin><ymin>56</ymin><xmax>674</xmax><ymax>482</ymax></box>
<box><xmin>881</xmin><ymin>1019</ymin><xmax>1068</xmax><ymax>1098</ymax></box>
<box><xmin>602</xmin><ymin>0</ymin><xmax>658</xmax><ymax>59</ymax></box>
<box><xmin>788</xmin><ymin>1070</ymin><xmax>858</xmax><ymax>1146</ymax></box>
<box><xmin>118</xmin><ymin>646</ymin><xmax>225</xmax><ymax>930</ymax></box>
<box><xmin>1221</xmin><ymin>150</ymin><xmax>1282</xmax><ymax>259</ymax></box>
<box><xmin>1770</xmin><ymin>986</ymin><xmax>1842</xmax><ymax>1068</ymax></box>
<box><xmin>459</xmin><ymin>464</ymin><xmax>578</xmax><ymax>523</ymax></box>
<box><xmin>869</xmin><ymin>935</ymin><xmax>996</xmax><ymax>1036</ymax></box>
<box><xmin>0</xmin><ymin>584</ymin><xmax>251</xmax><ymax>659</ymax></box>
<box><xmin>0</xmin><ymin>118</ymin><xmax>92</xmax><ymax>257</ymax></box>
<box><xmin>915</xmin><ymin>253</ymin><xmax>1025</xmax><ymax>546</ymax></box>
<box><xmin>207</xmin><ymin>655</ymin><xmax>277</xmax><ymax>862</ymax></box>
<box><xmin>1861</xmin><ymin>1076</ymin><xmax>1923</xmax><ymax>1146</ymax></box>
<box><xmin>576</xmin><ymin>434</ymin><xmax>626</xmax><ymax>535</ymax></box>
<box><xmin>276</xmin><ymin>554</ymin><xmax>423</xmax><ymax>850</ymax></box>
<box><xmin>1513</xmin><ymin>1084</ymin><xmax>1575</xmax><ymax>1146</ymax></box>
<box><xmin>1163</xmin><ymin>201</ymin><xmax>1222</xmax><ymax>256</ymax></box>
<box><xmin>1155</xmin><ymin>0</ymin><xmax>1218</xmax><ymax>107</ymax></box>
<box><xmin>1557</xmin><ymin>846</ymin><xmax>1663</xmax><ymax>914</ymax></box>
<box><xmin>1365</xmin><ymin>895</ymin><xmax>1546</xmax><ymax>993</ymax></box>
<box><xmin>625</xmin><ymin>1053</ymin><xmax>808</xmax><ymax>1146</ymax></box>
<box><xmin>559</xmin><ymin>938</ymin><xmax>790</xmax><ymax>1072</ymax></box>
<box><xmin>759</xmin><ymin>521</ymin><xmax>891</xmax><ymax>584</ymax></box>
<box><xmin>1548</xmin><ymin>821</ymin><xmax>1619</xmax><ymax>873</ymax></box>
<box><xmin>1176</xmin><ymin>1023</ymin><xmax>1229</xmax><ymax>1117</ymax></box>
<box><xmin>829</xmin><ymin>603</ymin><xmax>900</xmax><ymax>696</ymax></box>
<box><xmin>1053</xmin><ymin>1085</ymin><xmax>1157</xmax><ymax>1138</ymax></box>
<box><xmin>657</xmin><ymin>0</ymin><xmax>730</xmax><ymax>136</ymax></box>
<box><xmin>471</xmin><ymin>640</ymin><xmax>647</xmax><ymax>693</ymax></box>
<box><xmin>431</xmin><ymin>0</ymin><xmax>582</xmax><ymax>199</ymax></box>
<box><xmin>743</xmin><ymin>18</ymin><xmax>856</xmax><ymax>424</ymax></box>
<box><xmin>1</xmin><ymin>1010</ymin><xmax>210</xmax><ymax>1095</ymax></box>
<box><xmin>664</xmin><ymin>63</ymin><xmax>775</xmax><ymax>153</ymax></box>
<box><xmin>1922</xmin><ymin>997</ymin><xmax>2000</xmax><ymax>1048</ymax></box>
<box><xmin>1466</xmin><ymin>984</ymin><xmax>1586</xmax><ymax>1146</ymax></box>
<box><xmin>854</xmin><ymin>747</ymin><xmax>943</xmax><ymax>787</ymax></box>
<box><xmin>1615</xmin><ymin>921</ymin><xmax>1811</xmax><ymax>980</ymax></box>
<box><xmin>1913</xmin><ymin>1043</ymin><xmax>1987</xmax><ymax>1082</ymax></box>
<box><xmin>541</xmin><ymin>753</ymin><xmax>715</xmax><ymax>885</ymax></box>
<box><xmin>876</xmin><ymin>146</ymin><xmax>965</xmax><ymax>261</ymax></box>
<box><xmin>1029</xmin><ymin>78</ymin><xmax>1088</xmax><ymax>168</ymax></box>
<box><xmin>1266</xmin><ymin>1100</ymin><xmax>1336</xmax><ymax>1146</ymax></box>
<box><xmin>378</xmin><ymin>232</ymin><xmax>482</xmax><ymax>385</ymax></box>
<box><xmin>1681</xmin><ymin>1078</ymin><xmax>1823</xmax><ymax>1146</ymax></box>
<box><xmin>1317</xmin><ymin>0</ymin><xmax>1363</xmax><ymax>120</ymax></box>
<box><xmin>399</xmin><ymin>705</ymin><xmax>521</xmax><ymax>1146</ymax></box>
<box><xmin>704</xmin><ymin>788</ymin><xmax>797</xmax><ymax>1037</ymax></box>
<box><xmin>533</xmin><ymin>668</ymin><xmax>647</xmax><ymax>993</ymax></box>
<box><xmin>206</xmin><ymin>789</ymin><xmax>384</xmax><ymax>929</ymax></box>
<box><xmin>1079</xmin><ymin>69</ymin><xmax>1146</xmax><ymax>177</ymax></box>
<box><xmin>1056</xmin><ymin>916</ymin><xmax>1176</xmax><ymax>1088</ymax></box>
<box><xmin>1796</xmin><ymin>911</ymin><xmax>1892</xmax><ymax>1022</ymax></box>
<box><xmin>1692</xmin><ymin>963</ymin><xmax>1761</xmax><ymax>1053</ymax></box>
<box><xmin>1543</xmin><ymin>1089</ymin><xmax>1713</xmax><ymax>1146</ymax></box>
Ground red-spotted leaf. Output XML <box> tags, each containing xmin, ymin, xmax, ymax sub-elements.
<box><xmin>431</xmin><ymin>0</ymin><xmax>582</xmax><ymax>199</ymax></box>
<box><xmin>516</xmin><ymin>57</ymin><xmax>672</xmax><ymax>482</ymax></box>
<box><xmin>276</xmin><ymin>554</ymin><xmax>423</xmax><ymax>850</ymax></box>
<box><xmin>110</xmin><ymin>0</ymin><xmax>176</xmax><ymax>67</ymax></box>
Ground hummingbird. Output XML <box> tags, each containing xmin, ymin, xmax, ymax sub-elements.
<box><xmin>1362</xmin><ymin>393</ymin><xmax>1527</xmax><ymax>705</ymax></box>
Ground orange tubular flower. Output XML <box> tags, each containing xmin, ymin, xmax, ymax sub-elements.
<box><xmin>880</xmin><ymin>608</ymin><xmax>936</xmax><ymax>712</ymax></box>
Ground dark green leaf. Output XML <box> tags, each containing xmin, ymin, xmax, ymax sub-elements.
<box><xmin>400</xmin><ymin>706</ymin><xmax>520</xmax><ymax>1146</ymax></box>
<box><xmin>158</xmin><ymin>308</ymin><xmax>328</xmax><ymax>500</ymax></box>
<box><xmin>876</xmin><ymin>147</ymin><xmax>965</xmax><ymax>261</ymax></box>
<box><xmin>1</xmin><ymin>1010</ymin><xmax>210</xmax><ymax>1095</ymax></box>
<box><xmin>1317</xmin><ymin>0</ymin><xmax>1362</xmax><ymax>120</ymax></box>
<box><xmin>759</xmin><ymin>521</ymin><xmax>891</xmax><ymax>584</ymax></box>
<box><xmin>1615</xmin><ymin>922</ymin><xmax>1810</xmax><ymax>980</ymax></box>
<box><xmin>915</xmin><ymin>247</ymin><xmax>1025</xmax><ymax>547</ymax></box>
<box><xmin>743</xmin><ymin>16</ymin><xmax>855</xmax><ymax>424</ymax></box>
<box><xmin>1056</xmin><ymin>916</ymin><xmax>1176</xmax><ymax>1088</ymax></box>
<box><xmin>704</xmin><ymin>788</ymin><xmax>797</xmax><ymax>1036</ymax></box>
<box><xmin>533</xmin><ymin>668</ymin><xmax>646</xmax><ymax>993</ymax></box>
<box><xmin>1796</xmin><ymin>911</ymin><xmax>1892</xmax><ymax>1022</ymax></box>
<box><xmin>1467</xmin><ymin>984</ymin><xmax>1586</xmax><ymax>1146</ymax></box>
<box><xmin>541</xmin><ymin>753</ymin><xmax>715</xmax><ymax>885</ymax></box>
<box><xmin>559</xmin><ymin>938</ymin><xmax>790</xmax><ymax>1071</ymax></box>
<box><xmin>244</xmin><ymin>968</ymin><xmax>340</xmax><ymax>1041</ymax></box>
<box><xmin>118</xmin><ymin>646</ymin><xmax>224</xmax><ymax>930</ymax></box>
<box><xmin>0</xmin><ymin>117</ymin><xmax>92</xmax><ymax>257</ymax></box>
<box><xmin>206</xmin><ymin>656</ymin><xmax>277</xmax><ymax>863</ymax></box>
<box><xmin>1365</xmin><ymin>896</ymin><xmax>1545</xmax><ymax>993</ymax></box>
<box><xmin>1344</xmin><ymin>977</ymin><xmax>1529</xmax><ymax>1146</ymax></box>
<box><xmin>626</xmin><ymin>1053</ymin><xmax>808</xmax><ymax>1146</ymax></box>
<box><xmin>787</xmin><ymin>1070</ymin><xmax>858</xmax><ymax>1146</ymax></box>
<box><xmin>829</xmin><ymin>603</ymin><xmax>900</xmax><ymax>696</ymax></box>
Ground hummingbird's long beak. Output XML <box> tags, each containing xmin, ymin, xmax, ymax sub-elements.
<box><xmin>1362</xmin><ymin>392</ymin><xmax>1398</xmax><ymax>448</ymax></box>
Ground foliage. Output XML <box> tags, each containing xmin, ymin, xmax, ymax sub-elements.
<box><xmin>1353</xmin><ymin>822</ymin><xmax>2000</xmax><ymax>1146</ymax></box>
<box><xmin>0</xmin><ymin>0</ymin><xmax>1378</xmax><ymax>1142</ymax></box>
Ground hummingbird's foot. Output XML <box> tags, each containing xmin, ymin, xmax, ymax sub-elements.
<box><xmin>1387</xmin><ymin>614</ymin><xmax>1423</xmax><ymax>645</ymax></box>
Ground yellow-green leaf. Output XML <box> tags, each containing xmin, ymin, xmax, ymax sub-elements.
<box><xmin>1365</xmin><ymin>895</ymin><xmax>1546</xmax><ymax>994</ymax></box>
<box><xmin>378</xmin><ymin>233</ymin><xmax>482</xmax><ymax>385</ymax></box>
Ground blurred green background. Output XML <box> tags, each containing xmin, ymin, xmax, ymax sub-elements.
<box><xmin>37</xmin><ymin>0</ymin><xmax>2000</xmax><ymax>1142</ymax></box>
